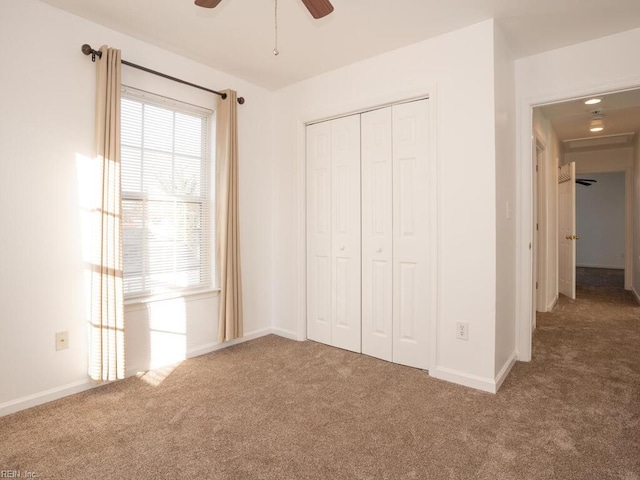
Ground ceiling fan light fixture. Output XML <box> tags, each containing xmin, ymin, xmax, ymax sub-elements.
<box><xmin>584</xmin><ymin>98</ymin><xmax>602</xmax><ymax>105</ymax></box>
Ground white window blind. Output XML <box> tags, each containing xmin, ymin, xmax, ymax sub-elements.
<box><xmin>120</xmin><ymin>87</ymin><xmax>213</xmax><ymax>299</ymax></box>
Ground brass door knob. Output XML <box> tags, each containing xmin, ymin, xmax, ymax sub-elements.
<box><xmin>566</xmin><ymin>235</ymin><xmax>572</xmax><ymax>240</ymax></box>
<box><xmin>565</xmin><ymin>235</ymin><xmax>580</xmax><ymax>240</ymax></box>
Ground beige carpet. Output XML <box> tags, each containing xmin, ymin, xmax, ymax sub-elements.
<box><xmin>1</xmin><ymin>285</ymin><xmax>639</xmax><ymax>479</ymax></box>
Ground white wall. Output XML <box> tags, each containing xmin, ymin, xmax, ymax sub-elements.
<box><xmin>564</xmin><ymin>146</ymin><xmax>634</xmax><ymax>169</ymax></box>
<box><xmin>575</xmin><ymin>173</ymin><xmax>625</xmax><ymax>269</ymax></box>
<box><xmin>0</xmin><ymin>0</ymin><xmax>274</xmax><ymax>414</ymax></box>
<box><xmin>493</xmin><ymin>24</ymin><xmax>517</xmax><ymax>381</ymax></box>
<box><xmin>272</xmin><ymin>20</ymin><xmax>501</xmax><ymax>390</ymax></box>
<box><xmin>515</xmin><ymin>26</ymin><xmax>640</xmax><ymax>359</ymax></box>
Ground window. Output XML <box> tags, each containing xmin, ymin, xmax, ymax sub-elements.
<box><xmin>120</xmin><ymin>87</ymin><xmax>213</xmax><ymax>299</ymax></box>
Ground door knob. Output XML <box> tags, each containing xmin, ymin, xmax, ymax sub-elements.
<box><xmin>565</xmin><ymin>235</ymin><xmax>579</xmax><ymax>240</ymax></box>
<box><xmin>565</xmin><ymin>235</ymin><xmax>572</xmax><ymax>240</ymax></box>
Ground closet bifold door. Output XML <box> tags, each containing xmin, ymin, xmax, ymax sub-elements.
<box><xmin>306</xmin><ymin>115</ymin><xmax>361</xmax><ymax>353</ymax></box>
<box><xmin>330</xmin><ymin>115</ymin><xmax>361</xmax><ymax>353</ymax></box>
<box><xmin>361</xmin><ymin>107</ymin><xmax>393</xmax><ymax>362</ymax></box>
<box><xmin>392</xmin><ymin>99</ymin><xmax>429</xmax><ymax>370</ymax></box>
<box><xmin>306</xmin><ymin>121</ymin><xmax>332</xmax><ymax>346</ymax></box>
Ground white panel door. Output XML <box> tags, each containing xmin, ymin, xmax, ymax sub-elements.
<box><xmin>361</xmin><ymin>107</ymin><xmax>393</xmax><ymax>362</ymax></box>
<box><xmin>392</xmin><ymin>100</ymin><xmax>430</xmax><ymax>370</ymax></box>
<box><xmin>558</xmin><ymin>162</ymin><xmax>576</xmax><ymax>299</ymax></box>
<box><xmin>331</xmin><ymin>115</ymin><xmax>362</xmax><ymax>353</ymax></box>
<box><xmin>306</xmin><ymin>121</ymin><xmax>332</xmax><ymax>345</ymax></box>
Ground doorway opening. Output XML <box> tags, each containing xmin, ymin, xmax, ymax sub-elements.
<box><xmin>576</xmin><ymin>171</ymin><xmax>626</xmax><ymax>291</ymax></box>
<box><xmin>531</xmin><ymin>88</ymin><xmax>638</xmax><ymax>319</ymax></box>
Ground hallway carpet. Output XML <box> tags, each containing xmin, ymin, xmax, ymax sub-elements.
<box><xmin>577</xmin><ymin>266</ymin><xmax>625</xmax><ymax>289</ymax></box>
<box><xmin>1</xmin><ymin>289</ymin><xmax>639</xmax><ymax>479</ymax></box>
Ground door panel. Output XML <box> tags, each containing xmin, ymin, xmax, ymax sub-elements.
<box><xmin>398</xmin><ymin>262</ymin><xmax>417</xmax><ymax>339</ymax></box>
<box><xmin>331</xmin><ymin>115</ymin><xmax>361</xmax><ymax>353</ymax></box>
<box><xmin>558</xmin><ymin>162</ymin><xmax>576</xmax><ymax>299</ymax></box>
<box><xmin>392</xmin><ymin>100</ymin><xmax>429</xmax><ymax>370</ymax></box>
<box><xmin>306</xmin><ymin>122</ymin><xmax>332</xmax><ymax>344</ymax></box>
<box><xmin>361</xmin><ymin>107</ymin><xmax>393</xmax><ymax>361</ymax></box>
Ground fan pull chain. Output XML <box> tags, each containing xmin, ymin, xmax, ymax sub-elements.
<box><xmin>273</xmin><ymin>0</ymin><xmax>279</xmax><ymax>56</ymax></box>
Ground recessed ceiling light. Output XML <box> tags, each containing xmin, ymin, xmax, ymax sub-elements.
<box><xmin>590</xmin><ymin>126</ymin><xmax>604</xmax><ymax>132</ymax></box>
<box><xmin>585</xmin><ymin>98</ymin><xmax>602</xmax><ymax>105</ymax></box>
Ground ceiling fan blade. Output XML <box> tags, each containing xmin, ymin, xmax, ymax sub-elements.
<box><xmin>301</xmin><ymin>0</ymin><xmax>334</xmax><ymax>19</ymax></box>
<box><xmin>194</xmin><ymin>0</ymin><xmax>223</xmax><ymax>8</ymax></box>
<box><xmin>576</xmin><ymin>180</ymin><xmax>593</xmax><ymax>186</ymax></box>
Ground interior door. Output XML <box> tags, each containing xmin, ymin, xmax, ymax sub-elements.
<box><xmin>558</xmin><ymin>162</ymin><xmax>576</xmax><ymax>299</ymax></box>
<box><xmin>361</xmin><ymin>107</ymin><xmax>393</xmax><ymax>362</ymax></box>
<box><xmin>392</xmin><ymin>99</ymin><xmax>430</xmax><ymax>370</ymax></box>
<box><xmin>306</xmin><ymin>121</ymin><xmax>332</xmax><ymax>345</ymax></box>
<box><xmin>330</xmin><ymin>115</ymin><xmax>361</xmax><ymax>353</ymax></box>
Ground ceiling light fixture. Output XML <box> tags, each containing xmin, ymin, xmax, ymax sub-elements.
<box><xmin>589</xmin><ymin>114</ymin><xmax>604</xmax><ymax>132</ymax></box>
<box><xmin>584</xmin><ymin>98</ymin><xmax>602</xmax><ymax>105</ymax></box>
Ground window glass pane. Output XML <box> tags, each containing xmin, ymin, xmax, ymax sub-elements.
<box><xmin>122</xmin><ymin>199</ymin><xmax>145</xmax><ymax>296</ymax></box>
<box><xmin>143</xmin><ymin>104</ymin><xmax>174</xmax><ymax>152</ymax></box>
<box><xmin>121</xmin><ymin>98</ymin><xmax>142</xmax><ymax>148</ymax></box>
<box><xmin>121</xmin><ymin>146</ymin><xmax>142</xmax><ymax>193</ymax></box>
<box><xmin>142</xmin><ymin>150</ymin><xmax>173</xmax><ymax>195</ymax></box>
<box><xmin>174</xmin><ymin>156</ymin><xmax>202</xmax><ymax>197</ymax></box>
<box><xmin>175</xmin><ymin>113</ymin><xmax>202</xmax><ymax>157</ymax></box>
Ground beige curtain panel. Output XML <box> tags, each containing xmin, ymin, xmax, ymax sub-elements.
<box><xmin>89</xmin><ymin>45</ymin><xmax>125</xmax><ymax>381</ymax></box>
<box><xmin>216</xmin><ymin>89</ymin><xmax>243</xmax><ymax>343</ymax></box>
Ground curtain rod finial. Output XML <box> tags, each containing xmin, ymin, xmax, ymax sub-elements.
<box><xmin>81</xmin><ymin>44</ymin><xmax>98</xmax><ymax>62</ymax></box>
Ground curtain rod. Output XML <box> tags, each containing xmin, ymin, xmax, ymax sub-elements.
<box><xmin>81</xmin><ymin>44</ymin><xmax>245</xmax><ymax>105</ymax></box>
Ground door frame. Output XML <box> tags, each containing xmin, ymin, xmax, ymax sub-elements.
<box><xmin>573</xmin><ymin>166</ymin><xmax>634</xmax><ymax>290</ymax></box>
<box><xmin>516</xmin><ymin>81</ymin><xmax>639</xmax><ymax>362</ymax></box>
<box><xmin>534</xmin><ymin>136</ymin><xmax>548</xmax><ymax>317</ymax></box>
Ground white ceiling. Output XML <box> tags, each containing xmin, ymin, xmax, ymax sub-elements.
<box><xmin>539</xmin><ymin>88</ymin><xmax>640</xmax><ymax>149</ymax></box>
<box><xmin>40</xmin><ymin>0</ymin><xmax>640</xmax><ymax>90</ymax></box>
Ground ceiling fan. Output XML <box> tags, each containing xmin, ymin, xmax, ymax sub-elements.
<box><xmin>194</xmin><ymin>0</ymin><xmax>334</xmax><ymax>19</ymax></box>
<box><xmin>576</xmin><ymin>178</ymin><xmax>597</xmax><ymax>186</ymax></box>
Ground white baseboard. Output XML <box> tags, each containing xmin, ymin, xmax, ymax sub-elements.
<box><xmin>186</xmin><ymin>327</ymin><xmax>273</xmax><ymax>359</ymax></box>
<box><xmin>633</xmin><ymin>288</ymin><xmax>640</xmax><ymax>305</ymax></box>
<box><xmin>430</xmin><ymin>366</ymin><xmax>498</xmax><ymax>394</ymax></box>
<box><xmin>0</xmin><ymin>379</ymin><xmax>95</xmax><ymax>418</ymax></box>
<box><xmin>494</xmin><ymin>352</ymin><xmax>517</xmax><ymax>392</ymax></box>
<box><xmin>270</xmin><ymin>326</ymin><xmax>300</xmax><ymax>341</ymax></box>
<box><xmin>576</xmin><ymin>263</ymin><xmax>624</xmax><ymax>269</ymax></box>
<box><xmin>1</xmin><ymin>327</ymin><xmax>296</xmax><ymax>418</ymax></box>
<box><xmin>547</xmin><ymin>295</ymin><xmax>559</xmax><ymax>311</ymax></box>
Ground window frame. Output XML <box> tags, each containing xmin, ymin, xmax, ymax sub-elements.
<box><xmin>120</xmin><ymin>86</ymin><xmax>216</xmax><ymax>302</ymax></box>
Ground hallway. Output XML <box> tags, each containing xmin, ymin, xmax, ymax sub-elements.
<box><xmin>518</xmin><ymin>268</ymin><xmax>640</xmax><ymax>477</ymax></box>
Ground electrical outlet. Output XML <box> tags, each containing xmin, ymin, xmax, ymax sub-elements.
<box><xmin>56</xmin><ymin>331</ymin><xmax>69</xmax><ymax>351</ymax></box>
<box><xmin>456</xmin><ymin>322</ymin><xmax>469</xmax><ymax>340</ymax></box>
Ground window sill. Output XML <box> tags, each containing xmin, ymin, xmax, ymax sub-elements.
<box><xmin>124</xmin><ymin>288</ymin><xmax>220</xmax><ymax>309</ymax></box>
